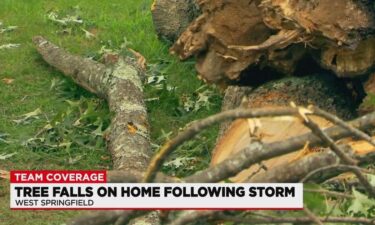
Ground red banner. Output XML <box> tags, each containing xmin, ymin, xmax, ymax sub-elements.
<box><xmin>10</xmin><ymin>171</ymin><xmax>106</xmax><ymax>183</ymax></box>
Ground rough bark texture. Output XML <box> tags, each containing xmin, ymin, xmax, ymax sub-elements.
<box><xmin>167</xmin><ymin>0</ymin><xmax>375</xmax><ymax>84</ymax></box>
<box><xmin>106</xmin><ymin>59</ymin><xmax>151</xmax><ymax>171</ymax></box>
<box><xmin>33</xmin><ymin>36</ymin><xmax>152</xmax><ymax>172</ymax></box>
<box><xmin>216</xmin><ymin>86</ymin><xmax>253</xmax><ymax>141</ymax></box>
<box><xmin>171</xmin><ymin>0</ymin><xmax>273</xmax><ymax>84</ymax></box>
<box><xmin>151</xmin><ymin>0</ymin><xmax>200</xmax><ymax>41</ymax></box>
<box><xmin>211</xmin><ymin>75</ymin><xmax>357</xmax><ymax>182</ymax></box>
<box><xmin>247</xmin><ymin>142</ymin><xmax>375</xmax><ymax>183</ymax></box>
<box><xmin>319</xmin><ymin>37</ymin><xmax>375</xmax><ymax>77</ymax></box>
<box><xmin>33</xmin><ymin>36</ymin><xmax>159</xmax><ymax>225</ymax></box>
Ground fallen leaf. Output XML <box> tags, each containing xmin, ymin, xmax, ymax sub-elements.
<box><xmin>129</xmin><ymin>48</ymin><xmax>147</xmax><ymax>71</ymax></box>
<box><xmin>2</xmin><ymin>78</ymin><xmax>14</xmax><ymax>84</ymax></box>
<box><xmin>164</xmin><ymin>157</ymin><xmax>197</xmax><ymax>169</ymax></box>
<box><xmin>101</xmin><ymin>155</ymin><xmax>110</xmax><ymax>161</ymax></box>
<box><xmin>0</xmin><ymin>170</ymin><xmax>10</xmax><ymax>180</ymax></box>
<box><xmin>13</xmin><ymin>108</ymin><xmax>42</xmax><ymax>125</ymax></box>
<box><xmin>0</xmin><ymin>133</ymin><xmax>9</xmax><ymax>144</ymax></box>
<box><xmin>0</xmin><ymin>152</ymin><xmax>16</xmax><ymax>160</ymax></box>
<box><xmin>47</xmin><ymin>12</ymin><xmax>83</xmax><ymax>25</ymax></box>
<box><xmin>0</xmin><ymin>25</ymin><xmax>18</xmax><ymax>33</ymax></box>
<box><xmin>0</xmin><ymin>43</ymin><xmax>20</xmax><ymax>50</ymax></box>
<box><xmin>81</xmin><ymin>28</ymin><xmax>95</xmax><ymax>39</ymax></box>
<box><xmin>68</xmin><ymin>155</ymin><xmax>82</xmax><ymax>164</ymax></box>
<box><xmin>147</xmin><ymin>75</ymin><xmax>166</xmax><ymax>84</ymax></box>
<box><xmin>182</xmin><ymin>95</ymin><xmax>195</xmax><ymax>112</ymax></box>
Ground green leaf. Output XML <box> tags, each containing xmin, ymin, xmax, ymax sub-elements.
<box><xmin>347</xmin><ymin>188</ymin><xmax>375</xmax><ymax>216</ymax></box>
<box><xmin>304</xmin><ymin>183</ymin><xmax>327</xmax><ymax>214</ymax></box>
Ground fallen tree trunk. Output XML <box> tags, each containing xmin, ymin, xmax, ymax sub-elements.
<box><xmin>211</xmin><ymin>75</ymin><xmax>359</xmax><ymax>182</ymax></box>
<box><xmin>33</xmin><ymin>36</ymin><xmax>159</xmax><ymax>225</ymax></box>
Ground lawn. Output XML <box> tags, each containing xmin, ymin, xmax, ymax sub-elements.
<box><xmin>0</xmin><ymin>0</ymin><xmax>221</xmax><ymax>224</ymax></box>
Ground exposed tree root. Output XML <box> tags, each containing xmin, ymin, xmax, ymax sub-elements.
<box><xmin>167</xmin><ymin>0</ymin><xmax>375</xmax><ymax>83</ymax></box>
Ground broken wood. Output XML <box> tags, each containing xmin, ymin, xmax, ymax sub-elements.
<box><xmin>216</xmin><ymin>85</ymin><xmax>252</xmax><ymax>141</ymax></box>
<box><xmin>33</xmin><ymin>36</ymin><xmax>152</xmax><ymax>172</ymax></box>
<box><xmin>170</xmin><ymin>0</ymin><xmax>273</xmax><ymax>84</ymax></box>
<box><xmin>211</xmin><ymin>75</ymin><xmax>357</xmax><ymax>182</ymax></box>
<box><xmin>247</xmin><ymin>145</ymin><xmax>375</xmax><ymax>183</ymax></box>
<box><xmin>167</xmin><ymin>0</ymin><xmax>375</xmax><ymax>84</ymax></box>
<box><xmin>33</xmin><ymin>36</ymin><xmax>159</xmax><ymax>225</ymax></box>
<box><xmin>32</xmin><ymin>32</ymin><xmax>375</xmax><ymax>224</ymax></box>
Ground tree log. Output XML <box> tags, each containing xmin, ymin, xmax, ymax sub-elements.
<box><xmin>211</xmin><ymin>75</ymin><xmax>357</xmax><ymax>182</ymax></box>
<box><xmin>33</xmin><ymin>36</ymin><xmax>159</xmax><ymax>225</ymax></box>
<box><xmin>216</xmin><ymin>86</ymin><xmax>253</xmax><ymax>141</ymax></box>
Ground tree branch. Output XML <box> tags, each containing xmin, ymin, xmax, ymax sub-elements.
<box><xmin>182</xmin><ymin>111</ymin><xmax>375</xmax><ymax>183</ymax></box>
<box><xmin>143</xmin><ymin>107</ymin><xmax>300</xmax><ymax>182</ymax></box>
<box><xmin>303</xmin><ymin>116</ymin><xmax>375</xmax><ymax>197</ymax></box>
<box><xmin>216</xmin><ymin>215</ymin><xmax>375</xmax><ymax>224</ymax></box>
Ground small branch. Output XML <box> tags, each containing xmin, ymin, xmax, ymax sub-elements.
<box><xmin>302</xmin><ymin>118</ymin><xmax>357</xmax><ymax>165</ymax></box>
<box><xmin>216</xmin><ymin>215</ymin><xmax>375</xmax><ymax>224</ymax></box>
<box><xmin>228</xmin><ymin>29</ymin><xmax>302</xmax><ymax>51</ymax></box>
<box><xmin>312</xmin><ymin>106</ymin><xmax>375</xmax><ymax>147</ymax></box>
<box><xmin>303</xmin><ymin>207</ymin><xmax>324</xmax><ymax>225</ymax></box>
<box><xmin>143</xmin><ymin>107</ymin><xmax>300</xmax><ymax>182</ymax></box>
<box><xmin>300</xmin><ymin>164</ymin><xmax>371</xmax><ymax>183</ymax></box>
<box><xmin>304</xmin><ymin>188</ymin><xmax>354</xmax><ymax>199</ymax></box>
<box><xmin>247</xmin><ymin>143</ymin><xmax>375</xmax><ymax>183</ymax></box>
<box><xmin>303</xmin><ymin>116</ymin><xmax>375</xmax><ymax>197</ymax></box>
<box><xmin>182</xmin><ymin>111</ymin><xmax>375</xmax><ymax>183</ymax></box>
<box><xmin>167</xmin><ymin>210</ymin><xmax>220</xmax><ymax>225</ymax></box>
<box><xmin>247</xmin><ymin>148</ymin><xmax>340</xmax><ymax>183</ymax></box>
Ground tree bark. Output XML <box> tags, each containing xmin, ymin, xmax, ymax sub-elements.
<box><xmin>151</xmin><ymin>0</ymin><xmax>200</xmax><ymax>41</ymax></box>
<box><xmin>33</xmin><ymin>36</ymin><xmax>159</xmax><ymax>225</ymax></box>
<box><xmin>212</xmin><ymin>75</ymin><xmax>357</xmax><ymax>182</ymax></box>
<box><xmin>167</xmin><ymin>0</ymin><xmax>375</xmax><ymax>83</ymax></box>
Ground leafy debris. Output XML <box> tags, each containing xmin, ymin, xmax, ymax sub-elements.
<box><xmin>13</xmin><ymin>108</ymin><xmax>42</xmax><ymax>125</ymax></box>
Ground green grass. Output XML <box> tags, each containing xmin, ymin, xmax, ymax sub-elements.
<box><xmin>0</xmin><ymin>0</ymin><xmax>221</xmax><ymax>224</ymax></box>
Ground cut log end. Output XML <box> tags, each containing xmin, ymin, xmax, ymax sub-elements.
<box><xmin>212</xmin><ymin>76</ymin><xmax>358</xmax><ymax>182</ymax></box>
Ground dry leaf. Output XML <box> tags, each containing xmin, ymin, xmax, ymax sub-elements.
<box><xmin>13</xmin><ymin>108</ymin><xmax>42</xmax><ymax>124</ymax></box>
<box><xmin>81</xmin><ymin>28</ymin><xmax>95</xmax><ymax>39</ymax></box>
<box><xmin>101</xmin><ymin>155</ymin><xmax>110</xmax><ymax>161</ymax></box>
<box><xmin>0</xmin><ymin>153</ymin><xmax>17</xmax><ymax>160</ymax></box>
<box><xmin>128</xmin><ymin>48</ymin><xmax>147</xmax><ymax>71</ymax></box>
<box><xmin>0</xmin><ymin>170</ymin><xmax>10</xmax><ymax>180</ymax></box>
<box><xmin>2</xmin><ymin>78</ymin><xmax>14</xmax><ymax>84</ymax></box>
<box><xmin>0</xmin><ymin>43</ymin><xmax>20</xmax><ymax>50</ymax></box>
